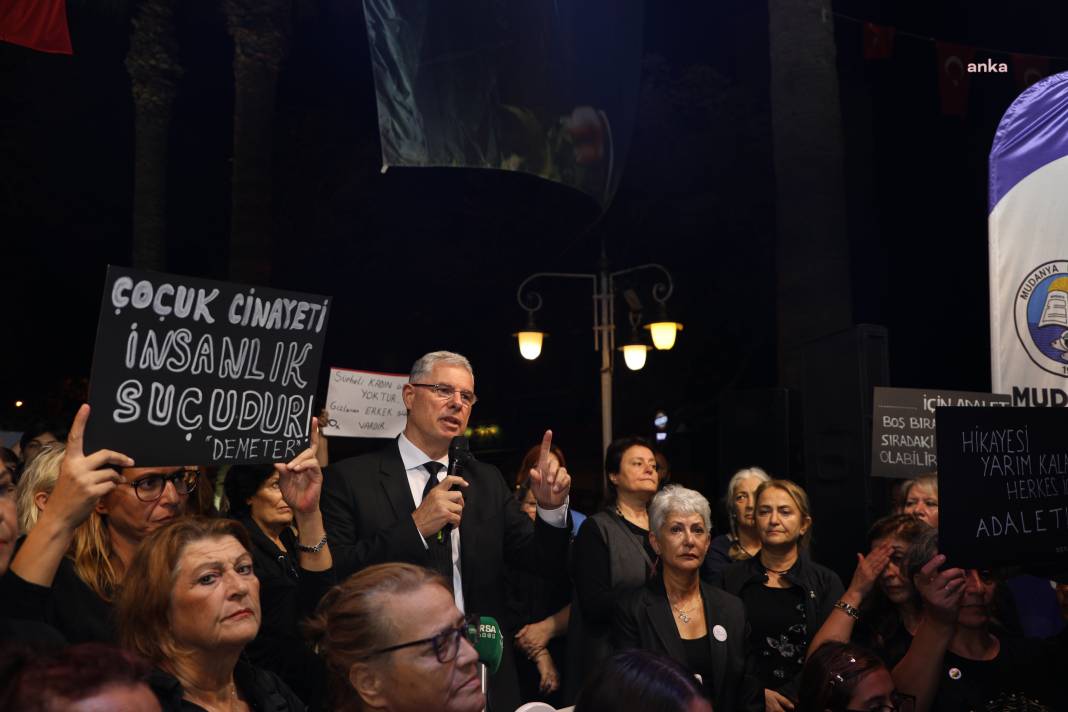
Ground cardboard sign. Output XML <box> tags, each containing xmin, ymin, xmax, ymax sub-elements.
<box><xmin>85</xmin><ymin>266</ymin><xmax>330</xmax><ymax>466</ymax></box>
<box><xmin>871</xmin><ymin>387</ymin><xmax>1010</xmax><ymax>479</ymax></box>
<box><xmin>937</xmin><ymin>406</ymin><xmax>1068</xmax><ymax>569</ymax></box>
<box><xmin>322</xmin><ymin>368</ymin><xmax>408</xmax><ymax>438</ymax></box>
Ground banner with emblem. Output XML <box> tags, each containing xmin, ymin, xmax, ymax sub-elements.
<box><xmin>989</xmin><ymin>71</ymin><xmax>1068</xmax><ymax>408</ymax></box>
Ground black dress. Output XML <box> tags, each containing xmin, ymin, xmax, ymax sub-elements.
<box><xmin>236</xmin><ymin>515</ymin><xmax>335</xmax><ymax>712</ymax></box>
<box><xmin>148</xmin><ymin>657</ymin><xmax>306</xmax><ymax>712</ymax></box>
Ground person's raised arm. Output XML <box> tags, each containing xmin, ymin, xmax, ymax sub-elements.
<box><xmin>891</xmin><ymin>554</ymin><xmax>965</xmax><ymax>712</ymax></box>
<box><xmin>808</xmin><ymin>541</ymin><xmax>892</xmax><ymax>656</ymax></box>
<box><xmin>10</xmin><ymin>405</ymin><xmax>132</xmax><ymax>586</ymax></box>
<box><xmin>528</xmin><ymin>430</ymin><xmax>571</xmax><ymax>522</ymax></box>
<box><xmin>277</xmin><ymin>418</ymin><xmax>331</xmax><ymax>573</ymax></box>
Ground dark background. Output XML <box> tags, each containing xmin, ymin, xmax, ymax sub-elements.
<box><xmin>3</xmin><ymin>0</ymin><xmax>1067</xmax><ymax>573</ymax></box>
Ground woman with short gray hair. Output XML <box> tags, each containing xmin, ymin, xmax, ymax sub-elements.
<box><xmin>614</xmin><ymin>485</ymin><xmax>762</xmax><ymax>711</ymax></box>
<box><xmin>702</xmin><ymin>467</ymin><xmax>770</xmax><ymax>583</ymax></box>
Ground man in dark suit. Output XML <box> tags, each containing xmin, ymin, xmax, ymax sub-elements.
<box><xmin>321</xmin><ymin>351</ymin><xmax>572</xmax><ymax>711</ymax></box>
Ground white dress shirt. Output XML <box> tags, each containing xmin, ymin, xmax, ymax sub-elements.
<box><xmin>397</xmin><ymin>432</ymin><xmax>568</xmax><ymax>613</ymax></box>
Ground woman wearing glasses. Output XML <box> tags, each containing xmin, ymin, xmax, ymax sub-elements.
<box><xmin>116</xmin><ymin>516</ymin><xmax>306</xmax><ymax>711</ymax></box>
<box><xmin>797</xmin><ymin>642</ymin><xmax>912</xmax><ymax>712</ymax></box>
<box><xmin>307</xmin><ymin>562</ymin><xmax>485</xmax><ymax>712</ymax></box>
<box><xmin>5</xmin><ymin>404</ymin><xmax>320</xmax><ymax>646</ymax></box>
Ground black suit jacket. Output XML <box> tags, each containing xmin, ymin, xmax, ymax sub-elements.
<box><xmin>613</xmin><ymin>578</ymin><xmax>763</xmax><ymax>712</ymax></box>
<box><xmin>321</xmin><ymin>439</ymin><xmax>571</xmax><ymax>711</ymax></box>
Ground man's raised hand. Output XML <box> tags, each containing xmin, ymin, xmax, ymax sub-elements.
<box><xmin>528</xmin><ymin>430</ymin><xmax>570</xmax><ymax>509</ymax></box>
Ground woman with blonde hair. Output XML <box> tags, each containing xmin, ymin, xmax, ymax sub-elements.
<box><xmin>720</xmin><ymin>479</ymin><xmax>844</xmax><ymax>712</ymax></box>
<box><xmin>14</xmin><ymin>444</ymin><xmax>64</xmax><ymax>534</ymax></box>
<box><xmin>702</xmin><ymin>466</ymin><xmax>770</xmax><ymax>582</ymax></box>
<box><xmin>5</xmin><ymin>404</ymin><xmax>321</xmax><ymax>646</ymax></box>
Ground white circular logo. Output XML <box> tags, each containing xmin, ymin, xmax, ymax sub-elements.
<box><xmin>1014</xmin><ymin>260</ymin><xmax>1068</xmax><ymax>377</ymax></box>
<box><xmin>712</xmin><ymin>625</ymin><xmax>727</xmax><ymax>642</ymax></box>
<box><xmin>948</xmin><ymin>667</ymin><xmax>962</xmax><ymax>680</ymax></box>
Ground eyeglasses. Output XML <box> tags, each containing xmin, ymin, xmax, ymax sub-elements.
<box><xmin>411</xmin><ymin>383</ymin><xmax>478</xmax><ymax>407</ymax></box>
<box><xmin>127</xmin><ymin>469</ymin><xmax>200</xmax><ymax>502</ymax></box>
<box><xmin>845</xmin><ymin>692</ymin><xmax>915</xmax><ymax>712</ymax></box>
<box><xmin>366</xmin><ymin>615</ymin><xmax>478</xmax><ymax>664</ymax></box>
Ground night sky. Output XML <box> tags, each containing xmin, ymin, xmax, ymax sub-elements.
<box><xmin>3</xmin><ymin>0</ymin><xmax>1067</xmax><ymax>518</ymax></box>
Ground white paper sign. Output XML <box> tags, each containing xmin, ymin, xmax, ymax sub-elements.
<box><xmin>323</xmin><ymin>368</ymin><xmax>408</xmax><ymax>438</ymax></box>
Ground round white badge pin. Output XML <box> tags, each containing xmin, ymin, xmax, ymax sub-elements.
<box><xmin>712</xmin><ymin>625</ymin><xmax>728</xmax><ymax>642</ymax></box>
<box><xmin>948</xmin><ymin>667</ymin><xmax>962</xmax><ymax>680</ymax></box>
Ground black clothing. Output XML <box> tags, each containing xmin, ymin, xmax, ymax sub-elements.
<box><xmin>0</xmin><ymin>557</ymin><xmax>114</xmax><ymax>643</ymax></box>
<box><xmin>852</xmin><ymin>613</ymin><xmax>913</xmax><ymax>668</ymax></box>
<box><xmin>236</xmin><ymin>515</ymin><xmax>335</xmax><ymax>712</ymax></box>
<box><xmin>321</xmin><ymin>439</ymin><xmax>571</xmax><ymax>712</ymax></box>
<box><xmin>719</xmin><ymin>553</ymin><xmax>843</xmax><ymax>700</ymax></box>
<box><xmin>740</xmin><ymin>584</ymin><xmax>806</xmax><ymax>689</ymax></box>
<box><xmin>0</xmin><ymin>617</ymin><xmax>66</xmax><ymax>648</ymax></box>
<box><xmin>564</xmin><ymin>510</ymin><xmax>655</xmax><ymax>702</ymax></box>
<box><xmin>680</xmin><ymin>634</ymin><xmax>715</xmax><ymax>697</ymax></box>
<box><xmin>700</xmin><ymin>533</ymin><xmax>736</xmax><ymax>583</ymax></box>
<box><xmin>505</xmin><ymin>548</ymin><xmax>571</xmax><ymax>706</ymax></box>
<box><xmin>147</xmin><ymin>657</ymin><xmax>306</xmax><ymax>712</ymax></box>
<box><xmin>933</xmin><ymin>636</ymin><xmax>1061</xmax><ymax>711</ymax></box>
<box><xmin>614</xmin><ymin>577</ymin><xmax>764</xmax><ymax>712</ymax></box>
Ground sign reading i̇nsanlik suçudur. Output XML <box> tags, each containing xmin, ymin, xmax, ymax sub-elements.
<box><xmin>84</xmin><ymin>266</ymin><xmax>330</xmax><ymax>466</ymax></box>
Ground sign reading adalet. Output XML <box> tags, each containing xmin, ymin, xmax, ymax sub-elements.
<box><xmin>871</xmin><ymin>387</ymin><xmax>1010</xmax><ymax>479</ymax></box>
<box><xmin>937</xmin><ymin>406</ymin><xmax>1068</xmax><ymax>569</ymax></box>
<box><xmin>85</xmin><ymin>266</ymin><xmax>330</xmax><ymax>466</ymax></box>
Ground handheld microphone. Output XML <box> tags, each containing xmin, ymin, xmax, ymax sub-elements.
<box><xmin>470</xmin><ymin>615</ymin><xmax>502</xmax><ymax>674</ymax></box>
<box><xmin>438</xmin><ymin>436</ymin><xmax>470</xmax><ymax>543</ymax></box>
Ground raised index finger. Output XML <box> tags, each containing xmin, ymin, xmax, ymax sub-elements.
<box><xmin>66</xmin><ymin>403</ymin><xmax>91</xmax><ymax>456</ymax></box>
<box><xmin>537</xmin><ymin>430</ymin><xmax>553</xmax><ymax>476</ymax></box>
<box><xmin>309</xmin><ymin>416</ymin><xmax>321</xmax><ymax>453</ymax></box>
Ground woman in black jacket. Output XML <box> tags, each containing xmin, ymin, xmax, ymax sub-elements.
<box><xmin>224</xmin><ymin>451</ymin><xmax>336</xmax><ymax>710</ymax></box>
<box><xmin>719</xmin><ymin>479</ymin><xmax>843</xmax><ymax>712</ymax></box>
<box><xmin>614</xmin><ymin>485</ymin><xmax>763</xmax><ymax>712</ymax></box>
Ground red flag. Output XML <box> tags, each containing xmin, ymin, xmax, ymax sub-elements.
<box><xmin>1011</xmin><ymin>53</ymin><xmax>1049</xmax><ymax>91</ymax></box>
<box><xmin>863</xmin><ymin>22</ymin><xmax>895</xmax><ymax>60</ymax></box>
<box><xmin>0</xmin><ymin>0</ymin><xmax>72</xmax><ymax>55</ymax></box>
<box><xmin>935</xmin><ymin>42</ymin><xmax>974</xmax><ymax>117</ymax></box>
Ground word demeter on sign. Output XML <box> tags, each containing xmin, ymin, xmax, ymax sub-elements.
<box><xmin>86</xmin><ymin>266</ymin><xmax>331</xmax><ymax>466</ymax></box>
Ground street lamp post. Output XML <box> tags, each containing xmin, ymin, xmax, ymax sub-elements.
<box><xmin>515</xmin><ymin>249</ymin><xmax>681</xmax><ymax>455</ymax></box>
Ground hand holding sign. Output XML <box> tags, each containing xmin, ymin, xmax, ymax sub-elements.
<box><xmin>914</xmin><ymin>553</ymin><xmax>967</xmax><ymax>626</ymax></box>
<box><xmin>528</xmin><ymin>430</ymin><xmax>570</xmax><ymax>509</ymax></box>
<box><xmin>51</xmin><ymin>404</ymin><xmax>134</xmax><ymax>530</ymax></box>
<box><xmin>276</xmin><ymin>418</ymin><xmax>323</xmax><ymax>517</ymax></box>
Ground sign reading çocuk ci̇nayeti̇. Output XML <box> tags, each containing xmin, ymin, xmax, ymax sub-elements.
<box><xmin>870</xmin><ymin>387</ymin><xmax>1010</xmax><ymax>479</ymax></box>
<box><xmin>937</xmin><ymin>406</ymin><xmax>1068</xmax><ymax>570</ymax></box>
<box><xmin>85</xmin><ymin>266</ymin><xmax>330</xmax><ymax>466</ymax></box>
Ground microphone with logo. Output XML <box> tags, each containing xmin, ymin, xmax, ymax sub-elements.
<box><xmin>466</xmin><ymin>615</ymin><xmax>502</xmax><ymax>708</ymax></box>
<box><xmin>438</xmin><ymin>435</ymin><xmax>471</xmax><ymax>544</ymax></box>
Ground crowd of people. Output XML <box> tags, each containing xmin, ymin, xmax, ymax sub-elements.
<box><xmin>1</xmin><ymin>349</ymin><xmax>1067</xmax><ymax>712</ymax></box>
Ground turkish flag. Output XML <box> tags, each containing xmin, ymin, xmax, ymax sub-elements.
<box><xmin>935</xmin><ymin>42</ymin><xmax>974</xmax><ymax>117</ymax></box>
<box><xmin>0</xmin><ymin>0</ymin><xmax>72</xmax><ymax>55</ymax></box>
<box><xmin>863</xmin><ymin>22</ymin><xmax>895</xmax><ymax>60</ymax></box>
<box><xmin>1011</xmin><ymin>53</ymin><xmax>1049</xmax><ymax>91</ymax></box>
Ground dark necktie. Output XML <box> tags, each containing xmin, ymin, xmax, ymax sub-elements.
<box><xmin>421</xmin><ymin>461</ymin><xmax>453</xmax><ymax>592</ymax></box>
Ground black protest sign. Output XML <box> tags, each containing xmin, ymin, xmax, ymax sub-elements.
<box><xmin>937</xmin><ymin>406</ymin><xmax>1068</xmax><ymax>569</ymax></box>
<box><xmin>85</xmin><ymin>266</ymin><xmax>331</xmax><ymax>466</ymax></box>
<box><xmin>871</xmin><ymin>387</ymin><xmax>1010</xmax><ymax>479</ymax></box>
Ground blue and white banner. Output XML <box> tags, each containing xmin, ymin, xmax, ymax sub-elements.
<box><xmin>989</xmin><ymin>72</ymin><xmax>1068</xmax><ymax>407</ymax></box>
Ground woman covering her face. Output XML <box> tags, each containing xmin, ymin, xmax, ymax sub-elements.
<box><xmin>116</xmin><ymin>516</ymin><xmax>306</xmax><ymax>711</ymax></box>
<box><xmin>719</xmin><ymin>479</ymin><xmax>844</xmax><ymax>712</ymax></box>
<box><xmin>613</xmin><ymin>485</ymin><xmax>763</xmax><ymax>712</ymax></box>
<box><xmin>808</xmin><ymin>514</ymin><xmax>931</xmax><ymax>668</ymax></box>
